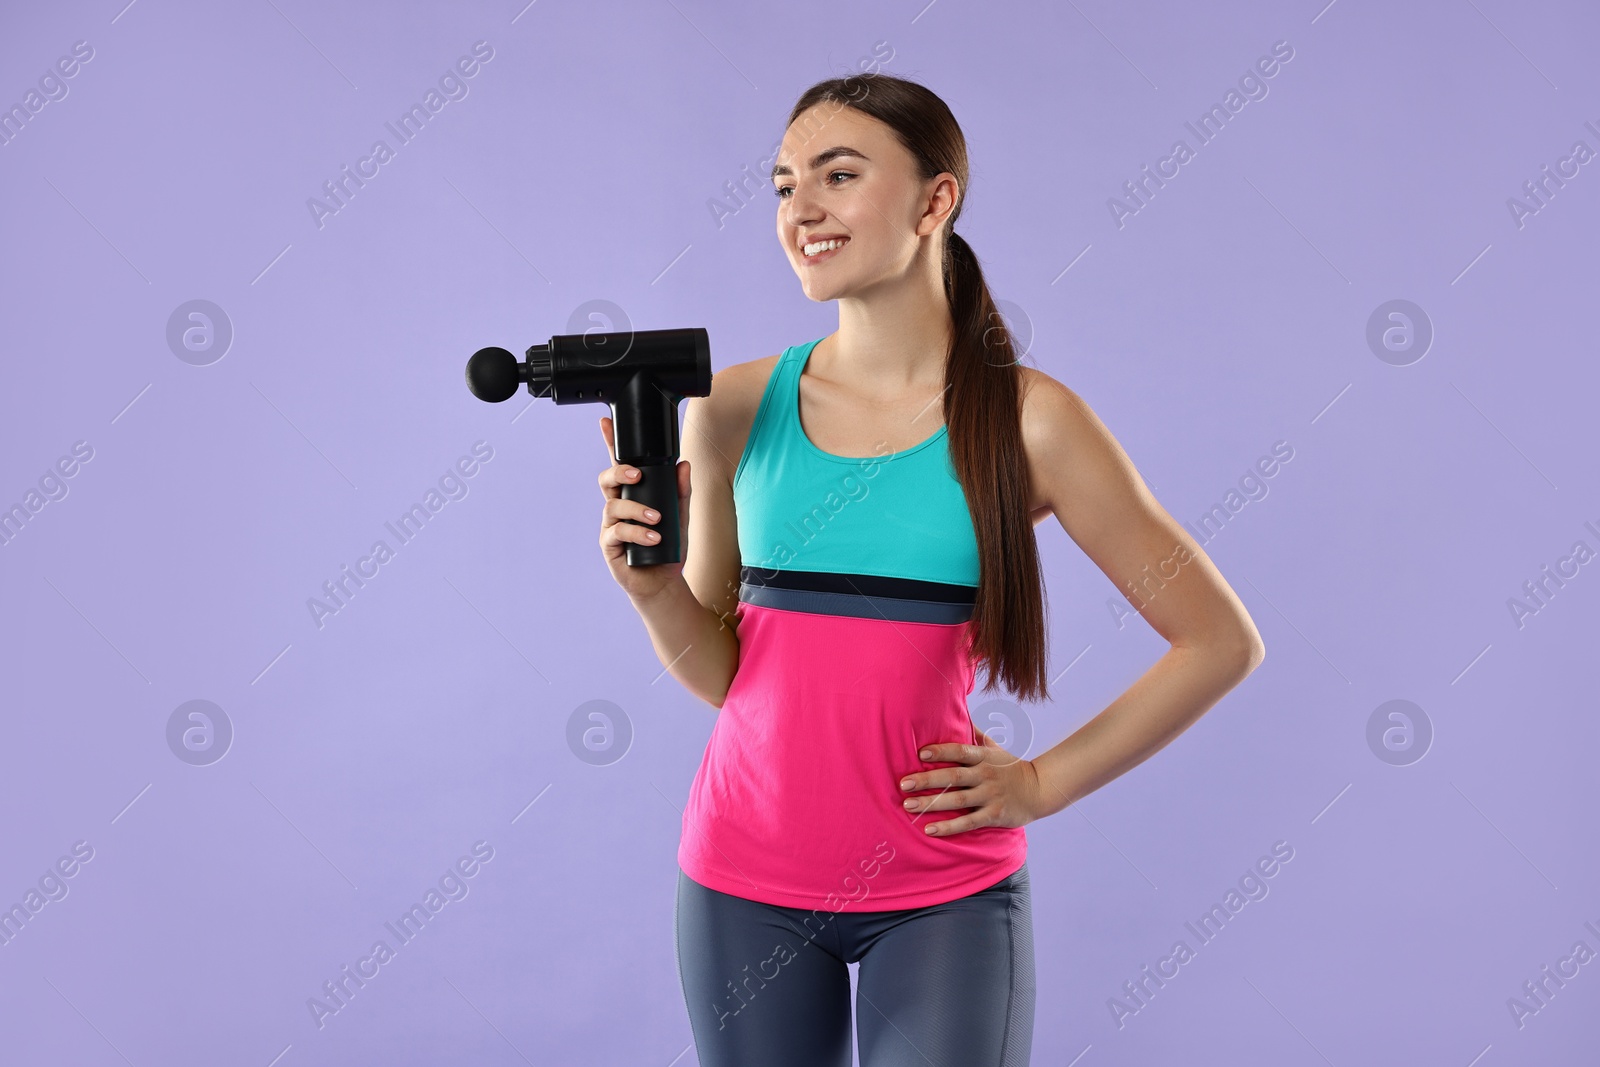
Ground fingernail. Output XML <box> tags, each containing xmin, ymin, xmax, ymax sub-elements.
<box><xmin>903</xmin><ymin>799</ymin><xmax>916</xmax><ymax>809</ymax></box>
<box><xmin>648</xmin><ymin>531</ymin><xmax>660</xmax><ymax>540</ymax></box>
<box><xmin>901</xmin><ymin>779</ymin><xmax>915</xmax><ymax>790</ymax></box>
<box><xmin>645</xmin><ymin>509</ymin><xmax>659</xmax><ymax>521</ymax></box>
<box><xmin>919</xmin><ymin>750</ymin><xmax>931</xmax><ymax>760</ymax></box>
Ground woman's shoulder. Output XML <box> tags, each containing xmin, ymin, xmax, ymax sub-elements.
<box><xmin>1019</xmin><ymin>363</ymin><xmax>1125</xmax><ymax>443</ymax></box>
<box><xmin>717</xmin><ymin>351</ymin><xmax>785</xmax><ymax>393</ymax></box>
<box><xmin>1019</xmin><ymin>363</ymin><xmax>1113</xmax><ymax>469</ymax></box>
<box><xmin>685</xmin><ymin>352</ymin><xmax>785</xmax><ymax>482</ymax></box>
<box><xmin>701</xmin><ymin>352</ymin><xmax>783</xmax><ymax>426</ymax></box>
<box><xmin>1016</xmin><ymin>363</ymin><xmax>1144</xmax><ymax>519</ymax></box>
<box><xmin>1017</xmin><ymin>364</ymin><xmax>1089</xmax><ymax>445</ymax></box>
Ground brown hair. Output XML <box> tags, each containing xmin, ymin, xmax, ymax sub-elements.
<box><xmin>784</xmin><ymin>72</ymin><xmax>1050</xmax><ymax>701</ymax></box>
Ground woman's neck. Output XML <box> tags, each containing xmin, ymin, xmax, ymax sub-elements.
<box><xmin>820</xmin><ymin>273</ymin><xmax>954</xmax><ymax>397</ymax></box>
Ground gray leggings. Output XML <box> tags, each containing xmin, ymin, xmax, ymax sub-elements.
<box><xmin>674</xmin><ymin>863</ymin><xmax>1035</xmax><ymax>1066</ymax></box>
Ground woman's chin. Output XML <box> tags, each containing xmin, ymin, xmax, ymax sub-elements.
<box><xmin>798</xmin><ymin>275</ymin><xmax>852</xmax><ymax>302</ymax></box>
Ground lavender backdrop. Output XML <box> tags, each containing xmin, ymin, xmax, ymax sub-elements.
<box><xmin>2</xmin><ymin>0</ymin><xmax>1596</xmax><ymax>1063</ymax></box>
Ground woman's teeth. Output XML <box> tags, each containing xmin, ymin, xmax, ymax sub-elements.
<box><xmin>803</xmin><ymin>238</ymin><xmax>848</xmax><ymax>257</ymax></box>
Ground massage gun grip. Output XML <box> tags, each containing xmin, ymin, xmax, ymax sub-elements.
<box><xmin>618</xmin><ymin>461</ymin><xmax>682</xmax><ymax>567</ymax></box>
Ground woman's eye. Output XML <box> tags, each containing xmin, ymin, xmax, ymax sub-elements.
<box><xmin>773</xmin><ymin>171</ymin><xmax>854</xmax><ymax>199</ymax></box>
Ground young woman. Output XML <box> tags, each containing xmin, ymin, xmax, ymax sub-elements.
<box><xmin>596</xmin><ymin>73</ymin><xmax>1265</xmax><ymax>1067</ymax></box>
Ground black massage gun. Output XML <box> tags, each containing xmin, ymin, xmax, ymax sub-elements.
<box><xmin>464</xmin><ymin>327</ymin><xmax>711</xmax><ymax>566</ymax></box>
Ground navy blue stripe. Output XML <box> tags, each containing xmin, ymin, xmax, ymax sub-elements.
<box><xmin>739</xmin><ymin>584</ymin><xmax>974</xmax><ymax>624</ymax></box>
<box><xmin>739</xmin><ymin>566</ymin><xmax>976</xmax><ymax>603</ymax></box>
<box><xmin>738</xmin><ymin>566</ymin><xmax>976</xmax><ymax>624</ymax></box>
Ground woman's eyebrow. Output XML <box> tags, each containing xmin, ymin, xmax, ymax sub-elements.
<box><xmin>771</xmin><ymin>146</ymin><xmax>870</xmax><ymax>180</ymax></box>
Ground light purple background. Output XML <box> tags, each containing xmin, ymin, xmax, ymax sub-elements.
<box><xmin>2</xmin><ymin>1</ymin><xmax>1596</xmax><ymax>1063</ymax></box>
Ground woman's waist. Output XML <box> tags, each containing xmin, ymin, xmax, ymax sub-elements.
<box><xmin>710</xmin><ymin>690</ymin><xmax>975</xmax><ymax>784</ymax></box>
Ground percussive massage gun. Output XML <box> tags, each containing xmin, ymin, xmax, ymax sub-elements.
<box><xmin>464</xmin><ymin>328</ymin><xmax>711</xmax><ymax>567</ymax></box>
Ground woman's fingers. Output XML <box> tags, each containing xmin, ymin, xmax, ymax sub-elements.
<box><xmin>601</xmin><ymin>506</ymin><xmax>660</xmax><ymax>548</ymax></box>
<box><xmin>598</xmin><ymin>419</ymin><xmax>679</xmax><ymax>553</ymax></box>
<box><xmin>902</xmin><ymin>763</ymin><xmax>974</xmax><ymax>795</ymax></box>
<box><xmin>903</xmin><ymin>782</ymin><xmax>977</xmax><ymax>818</ymax></box>
<box><xmin>604</xmin><ymin>521</ymin><xmax>660</xmax><ymax>548</ymax></box>
<box><xmin>599</xmin><ymin>417</ymin><xmax>656</xmax><ymax>549</ymax></box>
<box><xmin>603</xmin><ymin>494</ymin><xmax>662</xmax><ymax>533</ymax></box>
<box><xmin>599</xmin><ymin>461</ymin><xmax>642</xmax><ymax>496</ymax></box>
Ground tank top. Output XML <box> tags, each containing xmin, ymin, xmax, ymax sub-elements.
<box><xmin>676</xmin><ymin>335</ymin><xmax>1027</xmax><ymax>912</ymax></box>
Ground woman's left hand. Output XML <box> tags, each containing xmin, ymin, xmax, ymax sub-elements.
<box><xmin>899</xmin><ymin>727</ymin><xmax>1048</xmax><ymax>837</ymax></box>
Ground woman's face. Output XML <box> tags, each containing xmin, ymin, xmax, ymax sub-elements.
<box><xmin>772</xmin><ymin>102</ymin><xmax>955</xmax><ymax>302</ymax></box>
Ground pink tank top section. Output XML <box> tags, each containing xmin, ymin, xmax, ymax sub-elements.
<box><xmin>676</xmin><ymin>340</ymin><xmax>1026</xmax><ymax>912</ymax></box>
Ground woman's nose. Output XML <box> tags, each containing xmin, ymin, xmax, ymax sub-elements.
<box><xmin>784</xmin><ymin>184</ymin><xmax>824</xmax><ymax>222</ymax></box>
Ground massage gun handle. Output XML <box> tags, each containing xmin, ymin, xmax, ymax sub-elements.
<box><xmin>618</xmin><ymin>460</ymin><xmax>681</xmax><ymax>567</ymax></box>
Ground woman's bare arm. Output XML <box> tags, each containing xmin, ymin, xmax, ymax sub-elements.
<box><xmin>1019</xmin><ymin>369</ymin><xmax>1266</xmax><ymax>816</ymax></box>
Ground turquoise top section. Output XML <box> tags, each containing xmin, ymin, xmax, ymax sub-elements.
<box><xmin>733</xmin><ymin>337</ymin><xmax>980</xmax><ymax>587</ymax></box>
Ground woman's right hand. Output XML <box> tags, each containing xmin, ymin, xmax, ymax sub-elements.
<box><xmin>598</xmin><ymin>415</ymin><xmax>690</xmax><ymax>602</ymax></box>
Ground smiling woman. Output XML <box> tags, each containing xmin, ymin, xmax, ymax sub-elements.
<box><xmin>662</xmin><ymin>73</ymin><xmax>1052</xmax><ymax>1067</ymax></box>
<box><xmin>596</xmin><ymin>69</ymin><xmax>1266</xmax><ymax>1067</ymax></box>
